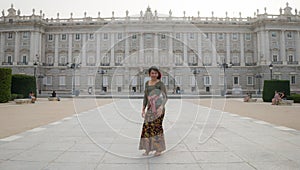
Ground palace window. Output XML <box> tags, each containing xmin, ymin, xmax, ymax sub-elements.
<box><xmin>59</xmin><ymin>76</ymin><xmax>66</xmax><ymax>86</ymax></box>
<box><xmin>291</xmin><ymin>75</ymin><xmax>296</xmax><ymax>85</ymax></box>
<box><xmin>233</xmin><ymin>76</ymin><xmax>239</xmax><ymax>85</ymax></box>
<box><xmin>61</xmin><ymin>34</ymin><xmax>67</xmax><ymax>40</ymax></box>
<box><xmin>189</xmin><ymin>33</ymin><xmax>195</xmax><ymax>39</ymax></box>
<box><xmin>175</xmin><ymin>33</ymin><xmax>180</xmax><ymax>39</ymax></box>
<box><xmin>271</xmin><ymin>32</ymin><xmax>277</xmax><ymax>38</ymax></box>
<box><xmin>103</xmin><ymin>33</ymin><xmax>108</xmax><ymax>40</ymax></box>
<box><xmin>204</xmin><ymin>76</ymin><xmax>211</xmax><ymax>85</ymax></box>
<box><xmin>48</xmin><ymin>34</ymin><xmax>53</xmax><ymax>41</ymax></box>
<box><xmin>272</xmin><ymin>55</ymin><xmax>278</xmax><ymax>62</ymax></box>
<box><xmin>89</xmin><ymin>33</ymin><xmax>94</xmax><ymax>40</ymax></box>
<box><xmin>287</xmin><ymin>32</ymin><xmax>292</xmax><ymax>39</ymax></box>
<box><xmin>88</xmin><ymin>76</ymin><xmax>95</xmax><ymax>86</ymax></box>
<box><xmin>75</xmin><ymin>34</ymin><xmax>80</xmax><ymax>40</ymax></box>
<box><xmin>245</xmin><ymin>33</ymin><xmax>251</xmax><ymax>41</ymax></box>
<box><xmin>118</xmin><ymin>33</ymin><xmax>122</xmax><ymax>39</ymax></box>
<box><xmin>23</xmin><ymin>32</ymin><xmax>29</xmax><ymax>39</ymax></box>
<box><xmin>132</xmin><ymin>34</ymin><xmax>137</xmax><ymax>39</ymax></box>
<box><xmin>161</xmin><ymin>34</ymin><xmax>166</xmax><ymax>39</ymax></box>
<box><xmin>288</xmin><ymin>55</ymin><xmax>294</xmax><ymax>62</ymax></box>
<box><xmin>218</xmin><ymin>33</ymin><xmax>224</xmax><ymax>40</ymax></box>
<box><xmin>232</xmin><ymin>33</ymin><xmax>238</xmax><ymax>40</ymax></box>
<box><xmin>7</xmin><ymin>32</ymin><xmax>13</xmax><ymax>39</ymax></box>
<box><xmin>46</xmin><ymin>76</ymin><xmax>52</xmax><ymax>85</ymax></box>
<box><xmin>247</xmin><ymin>76</ymin><xmax>253</xmax><ymax>85</ymax></box>
<box><xmin>204</xmin><ymin>33</ymin><xmax>209</xmax><ymax>39</ymax></box>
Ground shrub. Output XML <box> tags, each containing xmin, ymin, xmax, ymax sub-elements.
<box><xmin>0</xmin><ymin>68</ymin><xmax>12</xmax><ymax>103</ymax></box>
<box><xmin>289</xmin><ymin>94</ymin><xmax>300</xmax><ymax>103</ymax></box>
<box><xmin>11</xmin><ymin>74</ymin><xmax>36</xmax><ymax>98</ymax></box>
<box><xmin>262</xmin><ymin>80</ymin><xmax>290</xmax><ymax>102</ymax></box>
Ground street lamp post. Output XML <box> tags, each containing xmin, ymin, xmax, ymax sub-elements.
<box><xmin>98</xmin><ymin>69</ymin><xmax>107</xmax><ymax>93</ymax></box>
<box><xmin>33</xmin><ymin>62</ymin><xmax>38</xmax><ymax>95</ymax></box>
<box><xmin>255</xmin><ymin>74</ymin><xmax>262</xmax><ymax>94</ymax></box>
<box><xmin>193</xmin><ymin>69</ymin><xmax>200</xmax><ymax>93</ymax></box>
<box><xmin>220</xmin><ymin>61</ymin><xmax>232</xmax><ymax>96</ymax></box>
<box><xmin>269</xmin><ymin>64</ymin><xmax>273</xmax><ymax>80</ymax></box>
<box><xmin>67</xmin><ymin>63</ymin><xmax>81</xmax><ymax>96</ymax></box>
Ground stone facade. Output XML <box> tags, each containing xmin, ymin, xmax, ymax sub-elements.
<box><xmin>0</xmin><ymin>4</ymin><xmax>300</xmax><ymax>95</ymax></box>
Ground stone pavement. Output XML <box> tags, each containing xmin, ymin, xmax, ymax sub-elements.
<box><xmin>0</xmin><ymin>99</ymin><xmax>300</xmax><ymax>169</ymax></box>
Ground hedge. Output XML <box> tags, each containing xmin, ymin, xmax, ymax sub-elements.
<box><xmin>0</xmin><ymin>68</ymin><xmax>12</xmax><ymax>103</ymax></box>
<box><xmin>11</xmin><ymin>74</ymin><xmax>36</xmax><ymax>98</ymax></box>
<box><xmin>262</xmin><ymin>80</ymin><xmax>290</xmax><ymax>102</ymax></box>
<box><xmin>287</xmin><ymin>94</ymin><xmax>300</xmax><ymax>103</ymax></box>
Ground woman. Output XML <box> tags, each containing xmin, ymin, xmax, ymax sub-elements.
<box><xmin>139</xmin><ymin>66</ymin><xmax>168</xmax><ymax>156</ymax></box>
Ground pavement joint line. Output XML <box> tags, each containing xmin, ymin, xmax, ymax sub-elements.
<box><xmin>26</xmin><ymin>127</ymin><xmax>46</xmax><ymax>132</ymax></box>
<box><xmin>49</xmin><ymin>121</ymin><xmax>62</xmax><ymax>125</ymax></box>
<box><xmin>254</xmin><ymin>120</ymin><xmax>271</xmax><ymax>125</ymax></box>
<box><xmin>274</xmin><ymin>126</ymin><xmax>297</xmax><ymax>131</ymax></box>
<box><xmin>0</xmin><ymin>135</ymin><xmax>22</xmax><ymax>141</ymax></box>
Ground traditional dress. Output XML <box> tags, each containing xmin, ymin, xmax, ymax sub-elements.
<box><xmin>139</xmin><ymin>81</ymin><xmax>168</xmax><ymax>153</ymax></box>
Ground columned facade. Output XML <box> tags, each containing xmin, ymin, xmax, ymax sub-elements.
<box><xmin>1</xmin><ymin>4</ymin><xmax>300</xmax><ymax>95</ymax></box>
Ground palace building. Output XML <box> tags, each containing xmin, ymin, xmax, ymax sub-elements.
<box><xmin>0</xmin><ymin>3</ymin><xmax>299</xmax><ymax>95</ymax></box>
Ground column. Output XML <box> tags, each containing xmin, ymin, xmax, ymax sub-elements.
<box><xmin>296</xmin><ymin>31</ymin><xmax>300</xmax><ymax>63</ymax></box>
<box><xmin>265</xmin><ymin>31</ymin><xmax>270</xmax><ymax>64</ymax></box>
<box><xmin>29</xmin><ymin>31</ymin><xmax>37</xmax><ymax>65</ymax></box>
<box><xmin>154</xmin><ymin>33</ymin><xmax>158</xmax><ymax>64</ymax></box>
<box><xmin>260</xmin><ymin>31</ymin><xmax>266</xmax><ymax>64</ymax></box>
<box><xmin>168</xmin><ymin>32</ymin><xmax>173</xmax><ymax>66</ymax></box>
<box><xmin>110</xmin><ymin>33</ymin><xmax>115</xmax><ymax>66</ymax></box>
<box><xmin>68</xmin><ymin>33</ymin><xmax>72</xmax><ymax>63</ymax></box>
<box><xmin>96</xmin><ymin>33</ymin><xmax>101</xmax><ymax>65</ymax></box>
<box><xmin>183</xmin><ymin>33</ymin><xmax>187</xmax><ymax>65</ymax></box>
<box><xmin>81</xmin><ymin>33</ymin><xmax>86</xmax><ymax>66</ymax></box>
<box><xmin>124</xmin><ymin>32</ymin><xmax>129</xmax><ymax>65</ymax></box>
<box><xmin>256</xmin><ymin>32</ymin><xmax>261</xmax><ymax>64</ymax></box>
<box><xmin>139</xmin><ymin>32</ymin><xmax>144</xmax><ymax>64</ymax></box>
<box><xmin>54</xmin><ymin>34</ymin><xmax>59</xmax><ymax>66</ymax></box>
<box><xmin>281</xmin><ymin>30</ymin><xmax>286</xmax><ymax>64</ymax></box>
<box><xmin>0</xmin><ymin>33</ymin><xmax>5</xmax><ymax>64</ymax></box>
<box><xmin>212</xmin><ymin>33</ymin><xmax>217</xmax><ymax>66</ymax></box>
<box><xmin>14</xmin><ymin>32</ymin><xmax>20</xmax><ymax>65</ymax></box>
<box><xmin>197</xmin><ymin>33</ymin><xmax>202</xmax><ymax>66</ymax></box>
<box><xmin>226</xmin><ymin>33</ymin><xmax>230</xmax><ymax>63</ymax></box>
<box><xmin>240</xmin><ymin>33</ymin><xmax>245</xmax><ymax>66</ymax></box>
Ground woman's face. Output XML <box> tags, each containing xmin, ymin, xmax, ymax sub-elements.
<box><xmin>149</xmin><ymin>70</ymin><xmax>158</xmax><ymax>80</ymax></box>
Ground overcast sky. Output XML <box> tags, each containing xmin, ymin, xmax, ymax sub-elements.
<box><xmin>1</xmin><ymin>0</ymin><xmax>299</xmax><ymax>18</ymax></box>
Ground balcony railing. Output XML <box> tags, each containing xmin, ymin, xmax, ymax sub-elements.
<box><xmin>100</xmin><ymin>63</ymin><xmax>110</xmax><ymax>66</ymax></box>
<box><xmin>231</xmin><ymin>63</ymin><xmax>240</xmax><ymax>66</ymax></box>
<box><xmin>42</xmin><ymin>63</ymin><xmax>54</xmax><ymax>66</ymax></box>
<box><xmin>17</xmin><ymin>62</ymin><xmax>28</xmax><ymax>65</ymax></box>
<box><xmin>287</xmin><ymin>61</ymin><xmax>298</xmax><ymax>65</ymax></box>
<box><xmin>272</xmin><ymin>61</ymin><xmax>283</xmax><ymax>64</ymax></box>
<box><xmin>245</xmin><ymin>62</ymin><xmax>257</xmax><ymax>66</ymax></box>
<box><xmin>188</xmin><ymin>63</ymin><xmax>198</xmax><ymax>66</ymax></box>
<box><xmin>86</xmin><ymin>63</ymin><xmax>96</xmax><ymax>66</ymax></box>
<box><xmin>58</xmin><ymin>63</ymin><xmax>68</xmax><ymax>66</ymax></box>
<box><xmin>2</xmin><ymin>62</ymin><xmax>13</xmax><ymax>65</ymax></box>
<box><xmin>115</xmin><ymin>63</ymin><xmax>123</xmax><ymax>66</ymax></box>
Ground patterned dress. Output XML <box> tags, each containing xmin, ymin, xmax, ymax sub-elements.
<box><xmin>139</xmin><ymin>81</ymin><xmax>168</xmax><ymax>152</ymax></box>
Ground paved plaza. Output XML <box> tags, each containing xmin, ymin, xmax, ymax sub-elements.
<box><xmin>0</xmin><ymin>98</ymin><xmax>300</xmax><ymax>169</ymax></box>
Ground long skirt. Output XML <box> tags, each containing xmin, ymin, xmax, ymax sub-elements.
<box><xmin>139</xmin><ymin>109</ymin><xmax>166</xmax><ymax>152</ymax></box>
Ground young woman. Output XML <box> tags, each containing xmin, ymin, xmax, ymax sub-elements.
<box><xmin>139</xmin><ymin>66</ymin><xmax>168</xmax><ymax>156</ymax></box>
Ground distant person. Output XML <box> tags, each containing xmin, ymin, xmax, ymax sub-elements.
<box><xmin>50</xmin><ymin>90</ymin><xmax>60</xmax><ymax>101</ymax></box>
<box><xmin>29</xmin><ymin>91</ymin><xmax>36</xmax><ymax>103</ymax></box>
<box><xmin>51</xmin><ymin>90</ymin><xmax>56</xmax><ymax>97</ymax></box>
<box><xmin>272</xmin><ymin>91</ymin><xmax>281</xmax><ymax>105</ymax></box>
<box><xmin>244</xmin><ymin>93</ymin><xmax>251</xmax><ymax>102</ymax></box>
<box><xmin>280</xmin><ymin>91</ymin><xmax>287</xmax><ymax>100</ymax></box>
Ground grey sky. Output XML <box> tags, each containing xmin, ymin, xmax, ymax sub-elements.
<box><xmin>1</xmin><ymin>0</ymin><xmax>299</xmax><ymax>18</ymax></box>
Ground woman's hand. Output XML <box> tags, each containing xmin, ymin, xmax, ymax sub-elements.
<box><xmin>142</xmin><ymin>110</ymin><xmax>145</xmax><ymax>118</ymax></box>
<box><xmin>156</xmin><ymin>106</ymin><xmax>163</xmax><ymax>117</ymax></box>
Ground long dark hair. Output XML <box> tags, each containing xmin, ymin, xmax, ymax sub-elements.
<box><xmin>148</xmin><ymin>66</ymin><xmax>161</xmax><ymax>79</ymax></box>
